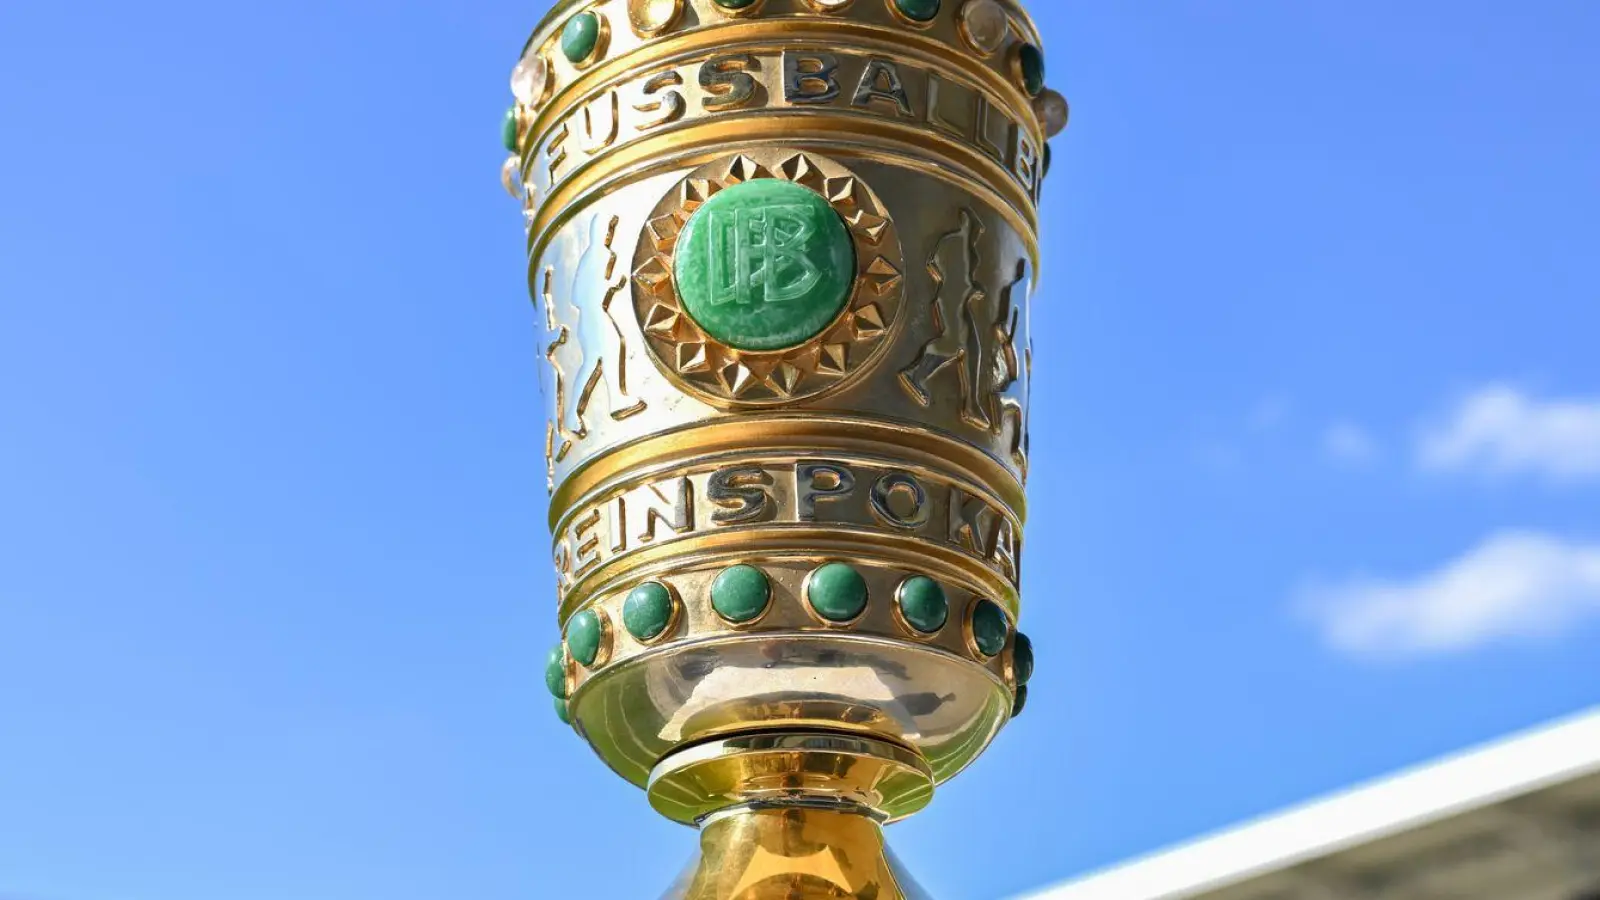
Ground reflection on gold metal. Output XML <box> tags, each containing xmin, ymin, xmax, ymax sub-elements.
<box><xmin>503</xmin><ymin>1</ymin><xmax>1059</xmax><ymax>896</ymax></box>
<box><xmin>666</xmin><ymin>804</ymin><xmax>934</xmax><ymax>900</ymax></box>
<box><xmin>628</xmin><ymin>0</ymin><xmax>685</xmax><ymax>36</ymax></box>
<box><xmin>649</xmin><ymin>733</ymin><xmax>934</xmax><ymax>824</ymax></box>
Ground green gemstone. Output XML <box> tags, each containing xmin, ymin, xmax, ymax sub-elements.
<box><xmin>713</xmin><ymin>0</ymin><xmax>758</xmax><ymax>7</ymax></box>
<box><xmin>623</xmin><ymin>581</ymin><xmax>675</xmax><ymax>641</ymax></box>
<box><xmin>1013</xmin><ymin>632</ymin><xmax>1034</xmax><ymax>685</ymax></box>
<box><xmin>808</xmin><ymin>563</ymin><xmax>868</xmax><ymax>622</ymax></box>
<box><xmin>711</xmin><ymin>564</ymin><xmax>771</xmax><ymax>623</ymax></box>
<box><xmin>544</xmin><ymin>643</ymin><xmax>568</xmax><ymax>698</ymax></box>
<box><xmin>501</xmin><ymin>107</ymin><xmax>520</xmax><ymax>153</ymax></box>
<box><xmin>970</xmin><ymin>599</ymin><xmax>1010</xmax><ymax>658</ymax></box>
<box><xmin>554</xmin><ymin>697</ymin><xmax>572</xmax><ymax>725</ymax></box>
<box><xmin>673</xmin><ymin>179</ymin><xmax>856</xmax><ymax>351</ymax></box>
<box><xmin>561</xmin><ymin>11</ymin><xmax>601</xmax><ymax>64</ymax></box>
<box><xmin>565</xmin><ymin>609</ymin><xmax>603</xmax><ymax>667</ymax></box>
<box><xmin>1012</xmin><ymin>684</ymin><xmax>1029</xmax><ymax>718</ymax></box>
<box><xmin>894</xmin><ymin>0</ymin><xmax>941</xmax><ymax>22</ymax></box>
<box><xmin>1042</xmin><ymin>143</ymin><xmax>1053</xmax><ymax>177</ymax></box>
<box><xmin>1019</xmin><ymin>44</ymin><xmax>1046</xmax><ymax>97</ymax></box>
<box><xmin>897</xmin><ymin>576</ymin><xmax>948</xmax><ymax>634</ymax></box>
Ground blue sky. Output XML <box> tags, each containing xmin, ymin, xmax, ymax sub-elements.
<box><xmin>2</xmin><ymin>2</ymin><xmax>1598</xmax><ymax>899</ymax></box>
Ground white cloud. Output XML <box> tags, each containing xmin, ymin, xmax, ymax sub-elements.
<box><xmin>1249</xmin><ymin>395</ymin><xmax>1292</xmax><ymax>433</ymax></box>
<box><xmin>1418</xmin><ymin>384</ymin><xmax>1600</xmax><ymax>480</ymax></box>
<box><xmin>1324</xmin><ymin>421</ymin><xmax>1378</xmax><ymax>464</ymax></box>
<box><xmin>1299</xmin><ymin>531</ymin><xmax>1600</xmax><ymax>660</ymax></box>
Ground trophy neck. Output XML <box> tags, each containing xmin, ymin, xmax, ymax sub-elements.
<box><xmin>647</xmin><ymin>731</ymin><xmax>935</xmax><ymax>825</ymax></box>
<box><xmin>663</xmin><ymin>802</ymin><xmax>935</xmax><ymax>900</ymax></box>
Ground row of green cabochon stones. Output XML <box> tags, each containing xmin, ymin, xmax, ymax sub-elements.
<box><xmin>502</xmin><ymin>0</ymin><xmax>1053</xmax><ymax>154</ymax></box>
<box><xmin>544</xmin><ymin>560</ymin><xmax>1036</xmax><ymax>725</ymax></box>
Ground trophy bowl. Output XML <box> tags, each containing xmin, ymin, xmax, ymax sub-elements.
<box><xmin>501</xmin><ymin>1</ymin><xmax>1060</xmax><ymax>895</ymax></box>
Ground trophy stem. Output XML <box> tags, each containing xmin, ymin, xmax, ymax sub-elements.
<box><xmin>651</xmin><ymin>732</ymin><xmax>937</xmax><ymax>899</ymax></box>
<box><xmin>663</xmin><ymin>804</ymin><xmax>932</xmax><ymax>900</ymax></box>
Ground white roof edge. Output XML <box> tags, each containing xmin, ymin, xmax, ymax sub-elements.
<box><xmin>1019</xmin><ymin>706</ymin><xmax>1600</xmax><ymax>900</ymax></box>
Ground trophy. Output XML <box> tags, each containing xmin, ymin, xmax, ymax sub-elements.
<box><xmin>499</xmin><ymin>1</ymin><xmax>1064</xmax><ymax>895</ymax></box>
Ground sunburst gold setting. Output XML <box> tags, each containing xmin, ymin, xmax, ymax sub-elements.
<box><xmin>631</xmin><ymin>150</ymin><xmax>906</xmax><ymax>406</ymax></box>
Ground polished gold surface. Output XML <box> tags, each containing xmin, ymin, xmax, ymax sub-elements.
<box><xmin>563</xmin><ymin>552</ymin><xmax>1016</xmax><ymax>789</ymax></box>
<box><xmin>532</xmin><ymin>154</ymin><xmax>1035</xmax><ymax>497</ymax></box>
<box><xmin>571</xmin><ymin>628</ymin><xmax>1011</xmax><ymax>790</ymax></box>
<box><xmin>648</xmin><ymin>733</ymin><xmax>934</xmax><ymax>824</ymax></box>
<box><xmin>510</xmin><ymin>0</ymin><xmax>1047</xmax><ymax>259</ymax></box>
<box><xmin>662</xmin><ymin>805</ymin><xmax>933</xmax><ymax>900</ymax></box>
<box><xmin>628</xmin><ymin>0</ymin><xmax>686</xmax><ymax>36</ymax></box>
<box><xmin>506</xmin><ymin>1</ymin><xmax>1056</xmax><ymax>895</ymax></box>
<box><xmin>552</xmin><ymin>448</ymin><xmax>1023</xmax><ymax>620</ymax></box>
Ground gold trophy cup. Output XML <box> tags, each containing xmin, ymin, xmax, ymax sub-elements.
<box><xmin>501</xmin><ymin>1</ymin><xmax>1064</xmax><ymax>895</ymax></box>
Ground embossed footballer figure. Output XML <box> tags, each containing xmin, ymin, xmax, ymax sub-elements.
<box><xmin>498</xmin><ymin>1</ymin><xmax>1065</xmax><ymax>897</ymax></box>
<box><xmin>566</xmin><ymin>213</ymin><xmax>646</xmax><ymax>432</ymax></box>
